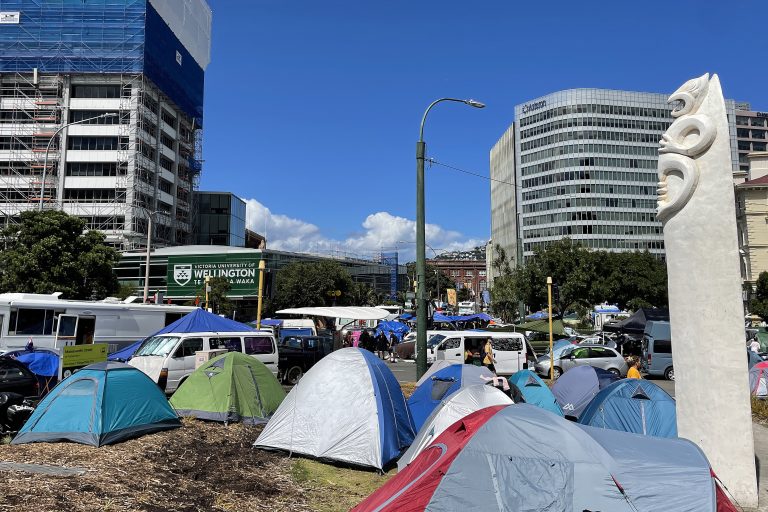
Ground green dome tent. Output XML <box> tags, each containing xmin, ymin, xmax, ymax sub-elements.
<box><xmin>170</xmin><ymin>352</ymin><xmax>286</xmax><ymax>424</ymax></box>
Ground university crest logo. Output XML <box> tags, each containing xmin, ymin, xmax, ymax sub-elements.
<box><xmin>173</xmin><ymin>264</ymin><xmax>192</xmax><ymax>286</ymax></box>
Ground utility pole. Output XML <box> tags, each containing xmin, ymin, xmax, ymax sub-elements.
<box><xmin>204</xmin><ymin>275</ymin><xmax>211</xmax><ymax>312</ymax></box>
<box><xmin>142</xmin><ymin>212</ymin><xmax>153</xmax><ymax>303</ymax></box>
<box><xmin>256</xmin><ymin>258</ymin><xmax>266</xmax><ymax>328</ymax></box>
<box><xmin>547</xmin><ymin>276</ymin><xmax>554</xmax><ymax>380</ymax></box>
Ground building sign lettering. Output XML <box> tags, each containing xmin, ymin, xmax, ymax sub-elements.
<box><xmin>167</xmin><ymin>254</ymin><xmax>261</xmax><ymax>298</ymax></box>
<box><xmin>522</xmin><ymin>100</ymin><xmax>547</xmax><ymax>114</ymax></box>
<box><xmin>757</xmin><ymin>112</ymin><xmax>768</xmax><ymax>118</ymax></box>
<box><xmin>0</xmin><ymin>12</ymin><xmax>20</xmax><ymax>24</ymax></box>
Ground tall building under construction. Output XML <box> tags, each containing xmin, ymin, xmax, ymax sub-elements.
<box><xmin>0</xmin><ymin>0</ymin><xmax>212</xmax><ymax>248</ymax></box>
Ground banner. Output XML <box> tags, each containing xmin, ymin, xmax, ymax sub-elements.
<box><xmin>60</xmin><ymin>344</ymin><xmax>107</xmax><ymax>380</ymax></box>
<box><xmin>447</xmin><ymin>288</ymin><xmax>457</xmax><ymax>306</ymax></box>
<box><xmin>166</xmin><ymin>254</ymin><xmax>261</xmax><ymax>298</ymax></box>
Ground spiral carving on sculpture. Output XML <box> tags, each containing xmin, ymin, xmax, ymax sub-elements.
<box><xmin>657</xmin><ymin>73</ymin><xmax>717</xmax><ymax>222</ymax></box>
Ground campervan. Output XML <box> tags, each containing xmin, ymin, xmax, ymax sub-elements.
<box><xmin>434</xmin><ymin>331</ymin><xmax>535</xmax><ymax>375</ymax></box>
<box><xmin>457</xmin><ymin>301</ymin><xmax>477</xmax><ymax>315</ymax></box>
<box><xmin>0</xmin><ymin>293</ymin><xmax>195</xmax><ymax>355</ymax></box>
<box><xmin>642</xmin><ymin>320</ymin><xmax>673</xmax><ymax>380</ymax></box>
<box><xmin>129</xmin><ymin>331</ymin><xmax>278</xmax><ymax>393</ymax></box>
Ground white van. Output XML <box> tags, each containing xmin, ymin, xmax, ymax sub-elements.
<box><xmin>434</xmin><ymin>331</ymin><xmax>534</xmax><ymax>375</ymax></box>
<box><xmin>128</xmin><ymin>331</ymin><xmax>278</xmax><ymax>394</ymax></box>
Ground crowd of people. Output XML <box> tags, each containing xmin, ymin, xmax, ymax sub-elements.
<box><xmin>344</xmin><ymin>329</ymin><xmax>400</xmax><ymax>363</ymax></box>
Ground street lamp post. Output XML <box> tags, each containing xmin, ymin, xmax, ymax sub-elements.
<box><xmin>415</xmin><ymin>98</ymin><xmax>484</xmax><ymax>379</ymax></box>
<box><xmin>40</xmin><ymin>113</ymin><xmax>117</xmax><ymax>210</ymax></box>
<box><xmin>138</xmin><ymin>207</ymin><xmax>157</xmax><ymax>304</ymax></box>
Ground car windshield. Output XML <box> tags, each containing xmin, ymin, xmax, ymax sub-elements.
<box><xmin>133</xmin><ymin>335</ymin><xmax>180</xmax><ymax>357</ymax></box>
<box><xmin>428</xmin><ymin>334</ymin><xmax>446</xmax><ymax>348</ymax></box>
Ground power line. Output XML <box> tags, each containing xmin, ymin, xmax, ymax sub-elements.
<box><xmin>427</xmin><ymin>158</ymin><xmax>519</xmax><ymax>188</ymax></box>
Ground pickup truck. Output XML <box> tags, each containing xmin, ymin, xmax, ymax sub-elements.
<box><xmin>278</xmin><ymin>336</ymin><xmax>334</xmax><ymax>385</ymax></box>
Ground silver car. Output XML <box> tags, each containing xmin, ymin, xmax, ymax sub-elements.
<box><xmin>535</xmin><ymin>344</ymin><xmax>628</xmax><ymax>379</ymax></box>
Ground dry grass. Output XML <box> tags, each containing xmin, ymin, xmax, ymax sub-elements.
<box><xmin>752</xmin><ymin>396</ymin><xmax>768</xmax><ymax>425</ymax></box>
<box><xmin>0</xmin><ymin>418</ymin><xmax>311</xmax><ymax>512</ymax></box>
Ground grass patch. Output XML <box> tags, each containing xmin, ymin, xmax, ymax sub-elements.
<box><xmin>400</xmin><ymin>381</ymin><xmax>417</xmax><ymax>399</ymax></box>
<box><xmin>292</xmin><ymin>458</ymin><xmax>392</xmax><ymax>512</ymax></box>
<box><xmin>752</xmin><ymin>396</ymin><xmax>768</xmax><ymax>424</ymax></box>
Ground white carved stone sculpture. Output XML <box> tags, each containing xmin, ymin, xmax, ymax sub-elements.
<box><xmin>659</xmin><ymin>73</ymin><xmax>758</xmax><ymax>508</ymax></box>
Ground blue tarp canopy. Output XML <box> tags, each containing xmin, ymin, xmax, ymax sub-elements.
<box><xmin>108</xmin><ymin>309</ymin><xmax>254</xmax><ymax>361</ymax></box>
<box><xmin>280</xmin><ymin>328</ymin><xmax>313</xmax><ymax>339</ymax></box>
<box><xmin>259</xmin><ymin>318</ymin><xmax>283</xmax><ymax>326</ymax></box>
<box><xmin>578</xmin><ymin>379</ymin><xmax>677</xmax><ymax>438</ymax></box>
<box><xmin>525</xmin><ymin>311</ymin><xmax>549</xmax><ymax>320</ymax></box>
<box><xmin>375</xmin><ymin>321</ymin><xmax>410</xmax><ymax>341</ymax></box>
<box><xmin>433</xmin><ymin>313</ymin><xmax>492</xmax><ymax>324</ymax></box>
<box><xmin>7</xmin><ymin>349</ymin><xmax>60</xmax><ymax>377</ymax></box>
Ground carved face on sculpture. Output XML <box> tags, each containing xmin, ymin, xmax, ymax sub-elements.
<box><xmin>668</xmin><ymin>73</ymin><xmax>710</xmax><ymax>118</ymax></box>
<box><xmin>657</xmin><ymin>73</ymin><xmax>717</xmax><ymax>222</ymax></box>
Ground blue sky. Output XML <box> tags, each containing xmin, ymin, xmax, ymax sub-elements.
<box><xmin>201</xmin><ymin>0</ymin><xmax>767</xmax><ymax>260</ymax></box>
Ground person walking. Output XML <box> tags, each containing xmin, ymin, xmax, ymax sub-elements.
<box><xmin>389</xmin><ymin>333</ymin><xmax>398</xmax><ymax>363</ymax></box>
<box><xmin>376</xmin><ymin>331</ymin><xmax>389</xmax><ymax>359</ymax></box>
<box><xmin>483</xmin><ymin>337</ymin><xmax>496</xmax><ymax>373</ymax></box>
<box><xmin>750</xmin><ymin>337</ymin><xmax>761</xmax><ymax>354</ymax></box>
<box><xmin>627</xmin><ymin>356</ymin><xmax>643</xmax><ymax>379</ymax></box>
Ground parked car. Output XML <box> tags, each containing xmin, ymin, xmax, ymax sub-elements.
<box><xmin>535</xmin><ymin>344</ymin><xmax>628</xmax><ymax>379</ymax></box>
<box><xmin>129</xmin><ymin>330</ymin><xmax>279</xmax><ymax>394</ymax></box>
<box><xmin>277</xmin><ymin>335</ymin><xmax>334</xmax><ymax>384</ymax></box>
<box><xmin>0</xmin><ymin>357</ymin><xmax>38</xmax><ymax>397</ymax></box>
<box><xmin>578</xmin><ymin>337</ymin><xmax>617</xmax><ymax>349</ymax></box>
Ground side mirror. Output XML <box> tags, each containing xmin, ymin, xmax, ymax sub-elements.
<box><xmin>569</xmin><ymin>355</ymin><xmax>575</xmax><ymax>360</ymax></box>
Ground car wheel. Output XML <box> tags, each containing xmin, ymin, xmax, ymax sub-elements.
<box><xmin>607</xmin><ymin>368</ymin><xmax>620</xmax><ymax>376</ymax></box>
<box><xmin>285</xmin><ymin>366</ymin><xmax>304</xmax><ymax>385</ymax></box>
<box><xmin>552</xmin><ymin>367</ymin><xmax>562</xmax><ymax>379</ymax></box>
<box><xmin>665</xmin><ymin>367</ymin><xmax>675</xmax><ymax>381</ymax></box>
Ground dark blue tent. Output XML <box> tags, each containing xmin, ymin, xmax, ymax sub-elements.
<box><xmin>407</xmin><ymin>364</ymin><xmax>494</xmax><ymax>431</ymax></box>
<box><xmin>578</xmin><ymin>379</ymin><xmax>677</xmax><ymax>438</ymax></box>
<box><xmin>108</xmin><ymin>309</ymin><xmax>255</xmax><ymax>361</ymax></box>
<box><xmin>13</xmin><ymin>362</ymin><xmax>180</xmax><ymax>446</ymax></box>
<box><xmin>551</xmin><ymin>366</ymin><xmax>620</xmax><ymax>419</ymax></box>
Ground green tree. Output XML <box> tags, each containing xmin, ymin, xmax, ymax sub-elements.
<box><xmin>750</xmin><ymin>271</ymin><xmax>768</xmax><ymax>320</ymax></box>
<box><xmin>0</xmin><ymin>210</ymin><xmax>119</xmax><ymax>299</ymax></box>
<box><xmin>404</xmin><ymin>262</ymin><xmax>454</xmax><ymax>301</ymax></box>
<box><xmin>208</xmin><ymin>276</ymin><xmax>235</xmax><ymax>317</ymax></box>
<box><xmin>347</xmin><ymin>282</ymin><xmax>379</xmax><ymax>306</ymax></box>
<box><xmin>489</xmin><ymin>245</ymin><xmax>520</xmax><ymax>322</ymax></box>
<box><xmin>270</xmin><ymin>260</ymin><xmax>355</xmax><ymax>311</ymax></box>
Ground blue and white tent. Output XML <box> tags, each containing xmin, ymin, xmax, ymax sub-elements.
<box><xmin>579</xmin><ymin>379</ymin><xmax>677</xmax><ymax>438</ymax></box>
<box><xmin>108</xmin><ymin>308</ymin><xmax>255</xmax><ymax>361</ymax></box>
<box><xmin>508</xmin><ymin>370</ymin><xmax>564</xmax><ymax>416</ymax></box>
<box><xmin>551</xmin><ymin>365</ymin><xmax>620</xmax><ymax>419</ymax></box>
<box><xmin>12</xmin><ymin>362</ymin><xmax>180</xmax><ymax>446</ymax></box>
<box><xmin>254</xmin><ymin>348</ymin><xmax>415</xmax><ymax>470</ymax></box>
<box><xmin>407</xmin><ymin>363</ymin><xmax>494</xmax><ymax>431</ymax></box>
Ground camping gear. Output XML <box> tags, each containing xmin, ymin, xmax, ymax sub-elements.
<box><xmin>354</xmin><ymin>404</ymin><xmax>721</xmax><ymax>512</ymax></box>
<box><xmin>374</xmin><ymin>320</ymin><xmax>410</xmax><ymax>341</ymax></box>
<box><xmin>579</xmin><ymin>378</ymin><xmax>677</xmax><ymax>438</ymax></box>
<box><xmin>398</xmin><ymin>385</ymin><xmax>512</xmax><ymax>471</ymax></box>
<box><xmin>748</xmin><ymin>349</ymin><xmax>763</xmax><ymax>370</ymax></box>
<box><xmin>551</xmin><ymin>365</ymin><xmax>620</xmax><ymax>419</ymax></box>
<box><xmin>12</xmin><ymin>362</ymin><xmax>180</xmax><ymax>446</ymax></box>
<box><xmin>254</xmin><ymin>348</ymin><xmax>414</xmax><ymax>470</ymax></box>
<box><xmin>6</xmin><ymin>348</ymin><xmax>60</xmax><ymax>394</ymax></box>
<box><xmin>170</xmin><ymin>351</ymin><xmax>285</xmax><ymax>424</ymax></box>
<box><xmin>508</xmin><ymin>369</ymin><xmax>563</xmax><ymax>416</ymax></box>
<box><xmin>0</xmin><ymin>392</ymin><xmax>35</xmax><ymax>434</ymax></box>
<box><xmin>408</xmin><ymin>363</ymin><xmax>494</xmax><ymax>431</ymax></box>
<box><xmin>108</xmin><ymin>308</ymin><xmax>255</xmax><ymax>361</ymax></box>
<box><xmin>750</xmin><ymin>361</ymin><xmax>768</xmax><ymax>398</ymax></box>
<box><xmin>516</xmin><ymin>318</ymin><xmax>568</xmax><ymax>336</ymax></box>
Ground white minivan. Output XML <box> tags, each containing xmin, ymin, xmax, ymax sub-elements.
<box><xmin>128</xmin><ymin>331</ymin><xmax>278</xmax><ymax>394</ymax></box>
<box><xmin>434</xmin><ymin>331</ymin><xmax>534</xmax><ymax>375</ymax></box>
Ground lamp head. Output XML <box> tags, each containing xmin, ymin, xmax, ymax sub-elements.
<box><xmin>464</xmin><ymin>99</ymin><xmax>485</xmax><ymax>109</ymax></box>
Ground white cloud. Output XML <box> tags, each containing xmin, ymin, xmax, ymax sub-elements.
<box><xmin>244</xmin><ymin>198</ymin><xmax>484</xmax><ymax>261</ymax></box>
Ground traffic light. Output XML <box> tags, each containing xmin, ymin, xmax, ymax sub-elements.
<box><xmin>552</xmin><ymin>283</ymin><xmax>561</xmax><ymax>303</ymax></box>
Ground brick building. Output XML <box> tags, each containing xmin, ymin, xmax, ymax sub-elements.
<box><xmin>430</xmin><ymin>259</ymin><xmax>488</xmax><ymax>299</ymax></box>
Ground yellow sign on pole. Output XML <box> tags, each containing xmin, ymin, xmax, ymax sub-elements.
<box><xmin>447</xmin><ymin>288</ymin><xmax>457</xmax><ymax>306</ymax></box>
<box><xmin>60</xmin><ymin>344</ymin><xmax>108</xmax><ymax>380</ymax></box>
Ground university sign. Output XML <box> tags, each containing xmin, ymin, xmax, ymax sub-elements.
<box><xmin>166</xmin><ymin>254</ymin><xmax>261</xmax><ymax>298</ymax></box>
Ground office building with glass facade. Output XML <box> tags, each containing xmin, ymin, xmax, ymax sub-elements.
<box><xmin>512</xmin><ymin>88</ymin><xmax>738</xmax><ymax>260</ymax></box>
<box><xmin>489</xmin><ymin>123</ymin><xmax>517</xmax><ymax>284</ymax></box>
<box><xmin>194</xmin><ymin>191</ymin><xmax>246</xmax><ymax>247</ymax></box>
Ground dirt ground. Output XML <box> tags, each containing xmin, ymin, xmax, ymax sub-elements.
<box><xmin>0</xmin><ymin>419</ymin><xmax>313</xmax><ymax>512</ymax></box>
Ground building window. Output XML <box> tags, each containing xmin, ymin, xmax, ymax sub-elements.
<box><xmin>159</xmin><ymin>179</ymin><xmax>173</xmax><ymax>194</ymax></box>
<box><xmin>160</xmin><ymin>109</ymin><xmax>177</xmax><ymax>129</ymax></box>
<box><xmin>68</xmin><ymin>110</ymin><xmax>123</xmax><ymax>125</ymax></box>
<box><xmin>465</xmin><ymin>271</ymin><xmax>474</xmax><ymax>277</ymax></box>
<box><xmin>66</xmin><ymin>162</ymin><xmax>126</xmax><ymax>177</ymax></box>
<box><xmin>450</xmin><ymin>270</ymin><xmax>458</xmax><ymax>277</ymax></box>
<box><xmin>160</xmin><ymin>132</ymin><xmax>175</xmax><ymax>151</ymax></box>
<box><xmin>71</xmin><ymin>84</ymin><xmax>123</xmax><ymax>99</ymax></box>
<box><xmin>479</xmin><ymin>270</ymin><xmax>487</xmax><ymax>277</ymax></box>
<box><xmin>479</xmin><ymin>280</ymin><xmax>487</xmax><ymax>290</ymax></box>
<box><xmin>159</xmin><ymin>156</ymin><xmax>174</xmax><ymax>171</ymax></box>
<box><xmin>64</xmin><ymin>188</ymin><xmax>126</xmax><ymax>203</ymax></box>
<box><xmin>67</xmin><ymin>136</ymin><xmax>128</xmax><ymax>151</ymax></box>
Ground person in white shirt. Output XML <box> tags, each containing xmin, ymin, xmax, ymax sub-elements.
<box><xmin>750</xmin><ymin>339</ymin><xmax>761</xmax><ymax>353</ymax></box>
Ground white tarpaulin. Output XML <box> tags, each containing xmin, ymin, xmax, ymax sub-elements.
<box><xmin>276</xmin><ymin>306</ymin><xmax>390</xmax><ymax>321</ymax></box>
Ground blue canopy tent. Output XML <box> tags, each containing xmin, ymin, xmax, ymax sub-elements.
<box><xmin>7</xmin><ymin>348</ymin><xmax>60</xmax><ymax>394</ymax></box>
<box><xmin>525</xmin><ymin>311</ymin><xmax>549</xmax><ymax>321</ymax></box>
<box><xmin>432</xmin><ymin>313</ymin><xmax>492</xmax><ymax>325</ymax></box>
<box><xmin>508</xmin><ymin>370</ymin><xmax>564</xmax><ymax>416</ymax></box>
<box><xmin>375</xmin><ymin>321</ymin><xmax>410</xmax><ymax>341</ymax></box>
<box><xmin>578</xmin><ymin>379</ymin><xmax>677</xmax><ymax>438</ymax></box>
<box><xmin>259</xmin><ymin>318</ymin><xmax>283</xmax><ymax>327</ymax></box>
<box><xmin>108</xmin><ymin>308</ymin><xmax>254</xmax><ymax>361</ymax></box>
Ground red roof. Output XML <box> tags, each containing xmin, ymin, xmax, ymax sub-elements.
<box><xmin>740</xmin><ymin>174</ymin><xmax>768</xmax><ymax>186</ymax></box>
